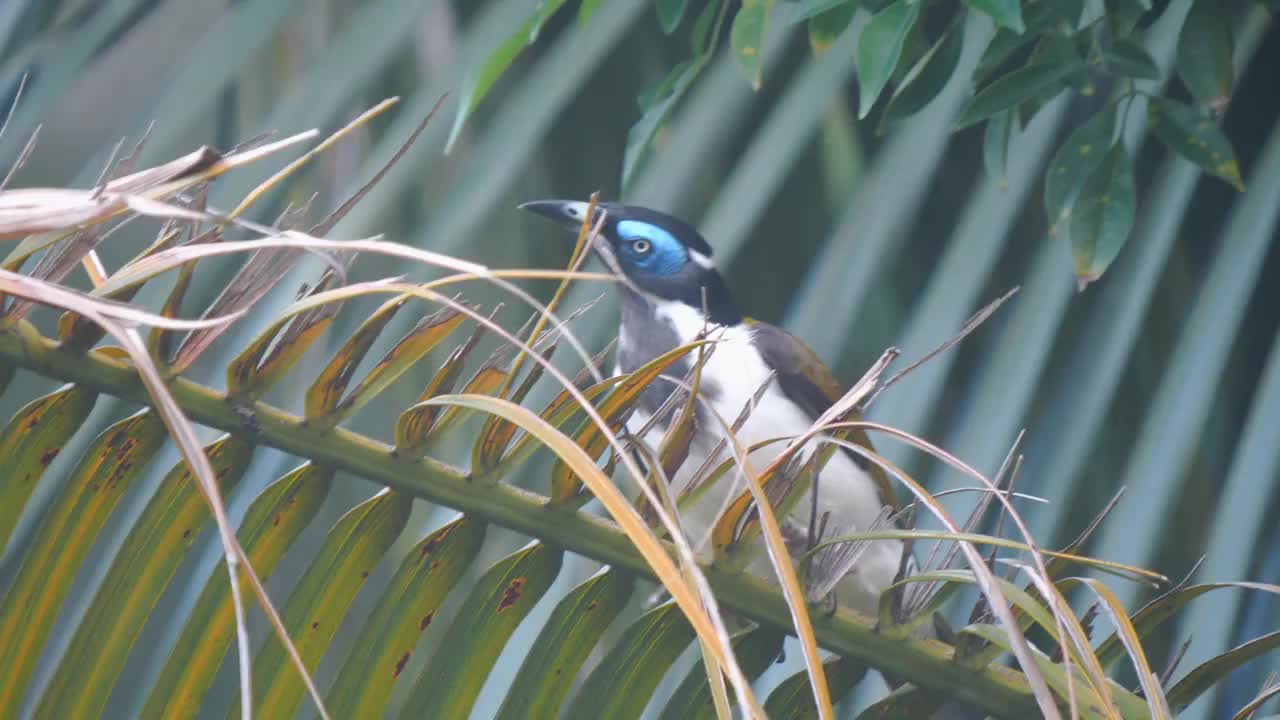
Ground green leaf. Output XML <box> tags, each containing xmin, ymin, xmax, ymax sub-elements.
<box><xmin>1044</xmin><ymin>107</ymin><xmax>1118</xmax><ymax>231</ymax></box>
<box><xmin>578</xmin><ymin>0</ymin><xmax>603</xmax><ymax>26</ymax></box>
<box><xmin>953</xmin><ymin>57</ymin><xmax>1082</xmax><ymax>129</ymax></box>
<box><xmin>1167</xmin><ymin>631</ymin><xmax>1280</xmax><ymax>713</ymax></box>
<box><xmin>1104</xmin><ymin>38</ymin><xmax>1160</xmax><ymax>80</ymax></box>
<box><xmin>856</xmin><ymin>0</ymin><xmax>922</xmax><ymax>119</ymax></box>
<box><xmin>637</xmin><ymin>58</ymin><xmax>696</xmax><ymax>111</ymax></box>
<box><xmin>856</xmin><ymin>685</ymin><xmax>945</xmax><ymax>719</ymax></box>
<box><xmin>236</xmin><ymin>490</ymin><xmax>414</xmax><ymax>719</ymax></box>
<box><xmin>0</xmin><ymin>410</ymin><xmax>166</xmax><ymax>718</ymax></box>
<box><xmin>1069</xmin><ymin>143</ymin><xmax>1137</xmax><ymax>289</ymax></box>
<box><xmin>1148</xmin><ymin>96</ymin><xmax>1245</xmax><ymax>190</ymax></box>
<box><xmin>790</xmin><ymin>0</ymin><xmax>855</xmax><ymax>24</ymax></box>
<box><xmin>402</xmin><ymin>542</ymin><xmax>564</xmax><ymax>720</ymax></box>
<box><xmin>691</xmin><ymin>0</ymin><xmax>724</xmax><ymax>55</ymax></box>
<box><xmin>623</xmin><ymin>60</ymin><xmax>702</xmax><ymax>192</ymax></box>
<box><xmin>446</xmin><ymin>0</ymin><xmax>571</xmax><ymax>150</ymax></box>
<box><xmin>564</xmin><ymin>601</ymin><xmax>696</xmax><ymax>720</ymax></box>
<box><xmin>141</xmin><ymin>464</ymin><xmax>332</xmax><ymax>719</ymax></box>
<box><xmin>763</xmin><ymin>656</ymin><xmax>867</xmax><ymax>717</ymax></box>
<box><xmin>657</xmin><ymin>0</ymin><xmax>689</xmax><ymax>33</ymax></box>
<box><xmin>496</xmin><ymin>569</ymin><xmax>635</xmax><ymax>719</ymax></box>
<box><xmin>808</xmin><ymin>2</ymin><xmax>857</xmax><ymax>55</ymax></box>
<box><xmin>0</xmin><ymin>384</ymin><xmax>96</xmax><ymax>550</ymax></box>
<box><xmin>33</xmin><ymin>435</ymin><xmax>253</xmax><ymax>720</ymax></box>
<box><xmin>964</xmin><ymin>0</ymin><xmax>1025</xmax><ymax>32</ymax></box>
<box><xmin>326</xmin><ymin>515</ymin><xmax>487</xmax><ymax>718</ymax></box>
<box><xmin>1176</xmin><ymin>0</ymin><xmax>1235</xmax><ymax>112</ymax></box>
<box><xmin>1109</xmin><ymin>0</ymin><xmax>1152</xmax><ymax>35</ymax></box>
<box><xmin>982</xmin><ymin>108</ymin><xmax>1018</xmax><ymax>188</ymax></box>
<box><xmin>731</xmin><ymin>0</ymin><xmax>774</xmax><ymax>89</ymax></box>
<box><xmin>1094</xmin><ymin>582</ymin><xmax>1280</xmax><ymax>670</ymax></box>
<box><xmin>881</xmin><ymin>18</ymin><xmax>964</xmax><ymax>127</ymax></box>
<box><xmin>974</xmin><ymin>1</ymin><xmax>1080</xmax><ymax>84</ymax></box>
<box><xmin>660</xmin><ymin>627</ymin><xmax>784</xmax><ymax>719</ymax></box>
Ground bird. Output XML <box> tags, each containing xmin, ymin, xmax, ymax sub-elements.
<box><xmin>519</xmin><ymin>198</ymin><xmax>910</xmax><ymax>618</ymax></box>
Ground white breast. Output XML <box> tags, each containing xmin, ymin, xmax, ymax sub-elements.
<box><xmin>623</xmin><ymin>301</ymin><xmax>903</xmax><ymax>614</ymax></box>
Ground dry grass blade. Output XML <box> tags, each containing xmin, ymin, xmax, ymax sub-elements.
<box><xmin>837</xmin><ymin>422</ymin><xmax>1127</xmax><ymax>718</ymax></box>
<box><xmin>0</xmin><ymin>72</ymin><xmax>29</xmax><ymax>148</ymax></box>
<box><xmin>818</xmin><ymin>434</ymin><xmax>1064</xmax><ymax>719</ymax></box>
<box><xmin>226</xmin><ymin>97</ymin><xmax>401</xmax><ymax>222</ymax></box>
<box><xmin>795</xmin><ymin>528</ymin><xmax>1161</xmax><ymax>584</ymax></box>
<box><xmin>867</xmin><ymin>286</ymin><xmax>1019</xmax><ymax>406</ymax></box>
<box><xmin>94</xmin><ymin>234</ymin><xmax>617</xmax><ymax>390</ymax></box>
<box><xmin>171</xmin><ymin>98</ymin><xmax>408</xmax><ymax>372</ymax></box>
<box><xmin>915</xmin><ymin>431</ymin><xmax>1026</xmax><ymax>615</ymax></box>
<box><xmin>0</xmin><ymin>130</ymin><xmax>317</xmax><ymax>245</ymax></box>
<box><xmin>0</xmin><ymin>268</ymin><xmax>245</xmax><ymax>331</ymax></box>
<box><xmin>313</xmin><ymin>94</ymin><xmax>448</xmax><ymax>237</ymax></box>
<box><xmin>0</xmin><ymin>271</ymin><xmax>330</xmax><ymax>720</ymax></box>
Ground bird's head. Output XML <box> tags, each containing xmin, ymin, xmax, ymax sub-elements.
<box><xmin>519</xmin><ymin>199</ymin><xmax>741</xmax><ymax>325</ymax></box>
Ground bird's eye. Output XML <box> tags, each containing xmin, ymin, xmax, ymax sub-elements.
<box><xmin>566</xmin><ymin>206</ymin><xmax>580</xmax><ymax>217</ymax></box>
<box><xmin>631</xmin><ymin>239</ymin><xmax>651</xmax><ymax>254</ymax></box>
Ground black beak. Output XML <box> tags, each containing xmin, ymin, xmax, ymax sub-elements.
<box><xmin>518</xmin><ymin>199</ymin><xmax>593</xmax><ymax>231</ymax></box>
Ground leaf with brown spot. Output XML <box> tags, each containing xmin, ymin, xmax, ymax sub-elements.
<box><xmin>0</xmin><ymin>384</ymin><xmax>97</xmax><ymax>551</ymax></box>
<box><xmin>326</xmin><ymin>516</ymin><xmax>485</xmax><ymax>718</ymax></box>
<box><xmin>496</xmin><ymin>569</ymin><xmax>633</xmax><ymax>719</ymax></box>
<box><xmin>497</xmin><ymin>576</ymin><xmax>528</xmax><ymax>612</ymax></box>
<box><xmin>143</xmin><ymin>464</ymin><xmax>332</xmax><ymax>718</ymax></box>
<box><xmin>240</xmin><ymin>489</ymin><xmax>412</xmax><ymax>720</ymax></box>
<box><xmin>0</xmin><ymin>410</ymin><xmax>165</xmax><ymax>718</ymax></box>
<box><xmin>400</xmin><ymin>542</ymin><xmax>562</xmax><ymax>720</ymax></box>
<box><xmin>393</xmin><ymin>652</ymin><xmax>411</xmax><ymax>679</ymax></box>
<box><xmin>33</xmin><ymin>434</ymin><xmax>255</xmax><ymax>719</ymax></box>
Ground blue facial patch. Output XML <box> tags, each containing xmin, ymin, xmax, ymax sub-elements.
<box><xmin>617</xmin><ymin>220</ymin><xmax>687</xmax><ymax>275</ymax></box>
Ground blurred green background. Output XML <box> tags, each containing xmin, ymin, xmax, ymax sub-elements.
<box><xmin>0</xmin><ymin>0</ymin><xmax>1277</xmax><ymax>717</ymax></box>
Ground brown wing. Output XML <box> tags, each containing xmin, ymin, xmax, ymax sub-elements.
<box><xmin>745</xmin><ymin>318</ymin><xmax>901</xmax><ymax>513</ymax></box>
